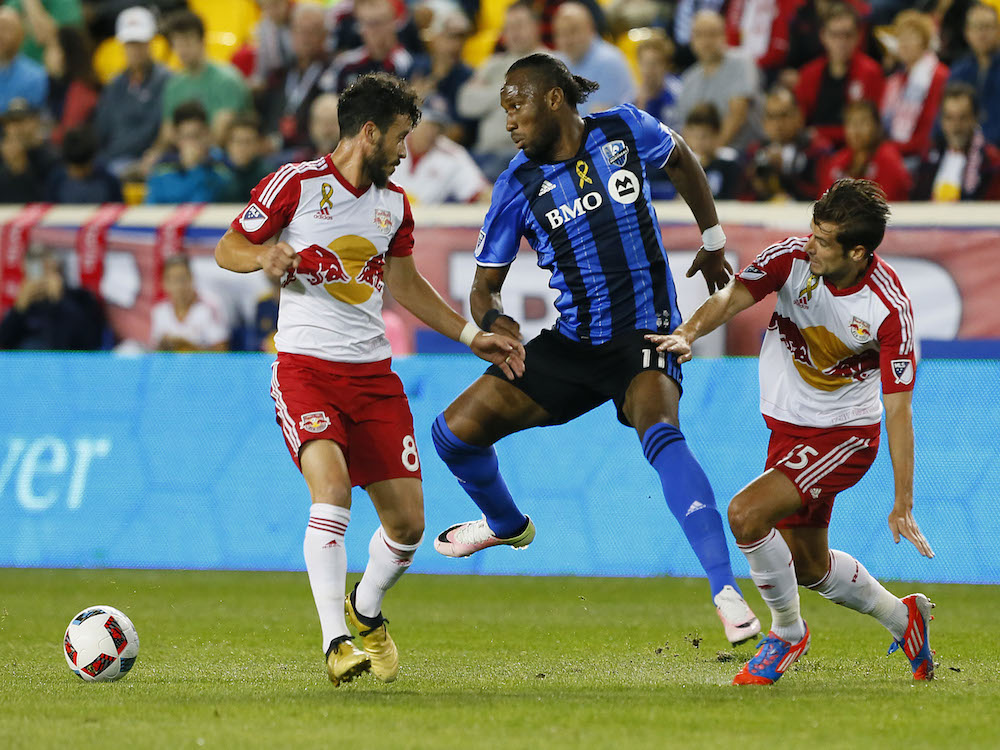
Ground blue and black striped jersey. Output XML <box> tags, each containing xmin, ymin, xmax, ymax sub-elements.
<box><xmin>474</xmin><ymin>104</ymin><xmax>682</xmax><ymax>344</ymax></box>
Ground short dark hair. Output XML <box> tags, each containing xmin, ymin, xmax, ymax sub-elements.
<box><xmin>164</xmin><ymin>10</ymin><xmax>205</xmax><ymax>40</ymax></box>
<box><xmin>338</xmin><ymin>73</ymin><xmax>421</xmax><ymax>138</ymax></box>
<box><xmin>822</xmin><ymin>2</ymin><xmax>859</xmax><ymax>28</ymax></box>
<box><xmin>812</xmin><ymin>179</ymin><xmax>890</xmax><ymax>257</ymax></box>
<box><xmin>942</xmin><ymin>81</ymin><xmax>979</xmax><ymax>115</ymax></box>
<box><xmin>685</xmin><ymin>101</ymin><xmax>721</xmax><ymax>132</ymax></box>
<box><xmin>507</xmin><ymin>53</ymin><xmax>599</xmax><ymax>109</ymax></box>
<box><xmin>844</xmin><ymin>97</ymin><xmax>881</xmax><ymax>125</ymax></box>
<box><xmin>172</xmin><ymin>99</ymin><xmax>208</xmax><ymax>128</ymax></box>
<box><xmin>227</xmin><ymin>111</ymin><xmax>261</xmax><ymax>135</ymax></box>
<box><xmin>62</xmin><ymin>126</ymin><xmax>98</xmax><ymax>165</ymax></box>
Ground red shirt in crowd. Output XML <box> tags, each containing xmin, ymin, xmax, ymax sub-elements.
<box><xmin>795</xmin><ymin>51</ymin><xmax>885</xmax><ymax>146</ymax></box>
<box><xmin>819</xmin><ymin>140</ymin><xmax>912</xmax><ymax>201</ymax></box>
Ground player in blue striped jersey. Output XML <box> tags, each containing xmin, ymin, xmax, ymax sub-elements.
<box><xmin>430</xmin><ymin>53</ymin><xmax>760</xmax><ymax>644</ymax></box>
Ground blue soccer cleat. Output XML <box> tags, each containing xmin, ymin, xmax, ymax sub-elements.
<box><xmin>732</xmin><ymin>621</ymin><xmax>810</xmax><ymax>685</ymax></box>
<box><xmin>888</xmin><ymin>593</ymin><xmax>935</xmax><ymax>680</ymax></box>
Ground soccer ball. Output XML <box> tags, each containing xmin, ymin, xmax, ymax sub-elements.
<box><xmin>63</xmin><ymin>605</ymin><xmax>140</xmax><ymax>682</ymax></box>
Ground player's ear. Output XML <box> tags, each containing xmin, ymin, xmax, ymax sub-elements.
<box><xmin>848</xmin><ymin>244</ymin><xmax>867</xmax><ymax>262</ymax></box>
<box><xmin>546</xmin><ymin>86</ymin><xmax>563</xmax><ymax>111</ymax></box>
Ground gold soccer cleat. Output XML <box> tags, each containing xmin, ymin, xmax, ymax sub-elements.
<box><xmin>325</xmin><ymin>635</ymin><xmax>371</xmax><ymax>686</ymax></box>
<box><xmin>346</xmin><ymin>585</ymin><xmax>399</xmax><ymax>683</ymax></box>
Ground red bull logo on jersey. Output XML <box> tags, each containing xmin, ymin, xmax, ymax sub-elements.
<box><xmin>293</xmin><ymin>244</ymin><xmax>352</xmax><ymax>285</ymax></box>
<box><xmin>287</xmin><ymin>236</ymin><xmax>384</xmax><ymax>305</ymax></box>
<box><xmin>849</xmin><ymin>316</ymin><xmax>872</xmax><ymax>343</ymax></box>
<box><xmin>357</xmin><ymin>254</ymin><xmax>385</xmax><ymax>293</ymax></box>
<box><xmin>373</xmin><ymin>209</ymin><xmax>393</xmax><ymax>235</ymax></box>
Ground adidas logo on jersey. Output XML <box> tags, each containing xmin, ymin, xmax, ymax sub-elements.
<box><xmin>538</xmin><ymin>180</ymin><xmax>556</xmax><ymax>196</ymax></box>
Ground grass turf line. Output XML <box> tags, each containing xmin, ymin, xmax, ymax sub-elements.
<box><xmin>1</xmin><ymin>570</ymin><xmax>998</xmax><ymax>749</ymax></box>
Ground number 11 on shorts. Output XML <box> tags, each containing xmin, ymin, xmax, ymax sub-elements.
<box><xmin>642</xmin><ymin>349</ymin><xmax>666</xmax><ymax>369</ymax></box>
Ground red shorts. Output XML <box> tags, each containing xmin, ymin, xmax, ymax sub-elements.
<box><xmin>269</xmin><ymin>353</ymin><xmax>421</xmax><ymax>487</ymax></box>
<box><xmin>765</xmin><ymin>418</ymin><xmax>880</xmax><ymax>529</ymax></box>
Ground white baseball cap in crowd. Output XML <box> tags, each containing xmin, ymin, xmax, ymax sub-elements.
<box><xmin>116</xmin><ymin>6</ymin><xmax>157</xmax><ymax>43</ymax></box>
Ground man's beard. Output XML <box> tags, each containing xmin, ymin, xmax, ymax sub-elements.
<box><xmin>363</xmin><ymin>146</ymin><xmax>396</xmax><ymax>189</ymax></box>
<box><xmin>522</xmin><ymin>120</ymin><xmax>561</xmax><ymax>163</ymax></box>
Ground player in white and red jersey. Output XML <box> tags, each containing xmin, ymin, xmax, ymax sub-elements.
<box><xmin>214</xmin><ymin>73</ymin><xmax>525</xmax><ymax>687</ymax></box>
<box><xmin>647</xmin><ymin>179</ymin><xmax>936</xmax><ymax>685</ymax></box>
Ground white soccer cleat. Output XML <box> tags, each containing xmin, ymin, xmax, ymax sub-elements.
<box><xmin>714</xmin><ymin>585</ymin><xmax>762</xmax><ymax>645</ymax></box>
<box><xmin>434</xmin><ymin>516</ymin><xmax>535</xmax><ymax>558</ymax></box>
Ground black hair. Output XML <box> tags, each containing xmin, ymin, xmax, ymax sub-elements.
<box><xmin>62</xmin><ymin>126</ymin><xmax>98</xmax><ymax>165</ymax></box>
<box><xmin>506</xmin><ymin>53</ymin><xmax>599</xmax><ymax>109</ymax></box>
<box><xmin>812</xmin><ymin>179</ymin><xmax>890</xmax><ymax>258</ymax></box>
<box><xmin>227</xmin><ymin>111</ymin><xmax>262</xmax><ymax>135</ymax></box>
<box><xmin>337</xmin><ymin>73</ymin><xmax>421</xmax><ymax>138</ymax></box>
<box><xmin>164</xmin><ymin>9</ymin><xmax>205</xmax><ymax>40</ymax></box>
<box><xmin>942</xmin><ymin>81</ymin><xmax>979</xmax><ymax>115</ymax></box>
<box><xmin>58</xmin><ymin>26</ymin><xmax>98</xmax><ymax>89</ymax></box>
<box><xmin>172</xmin><ymin>99</ymin><xmax>208</xmax><ymax>128</ymax></box>
<box><xmin>685</xmin><ymin>101</ymin><xmax>722</xmax><ymax>132</ymax></box>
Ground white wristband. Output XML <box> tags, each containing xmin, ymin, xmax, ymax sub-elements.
<box><xmin>459</xmin><ymin>321</ymin><xmax>480</xmax><ymax>347</ymax></box>
<box><xmin>701</xmin><ymin>224</ymin><xmax>726</xmax><ymax>252</ymax></box>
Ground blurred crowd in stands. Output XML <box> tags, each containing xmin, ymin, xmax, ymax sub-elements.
<box><xmin>2</xmin><ymin>0</ymin><xmax>1000</xmax><ymax>352</ymax></box>
<box><xmin>0</xmin><ymin>0</ymin><xmax>998</xmax><ymax>208</ymax></box>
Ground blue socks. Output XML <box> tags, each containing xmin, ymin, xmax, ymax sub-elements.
<box><xmin>642</xmin><ymin>422</ymin><xmax>739</xmax><ymax>598</ymax></box>
<box><xmin>431</xmin><ymin>414</ymin><xmax>528</xmax><ymax>539</ymax></box>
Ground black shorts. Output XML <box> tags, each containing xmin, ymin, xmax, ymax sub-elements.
<box><xmin>485</xmin><ymin>327</ymin><xmax>683</xmax><ymax>427</ymax></box>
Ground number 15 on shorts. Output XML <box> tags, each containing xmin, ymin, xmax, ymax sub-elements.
<box><xmin>778</xmin><ymin>444</ymin><xmax>818</xmax><ymax>470</ymax></box>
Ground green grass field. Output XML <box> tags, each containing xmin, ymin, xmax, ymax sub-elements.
<box><xmin>1</xmin><ymin>570</ymin><xmax>998</xmax><ymax>749</ymax></box>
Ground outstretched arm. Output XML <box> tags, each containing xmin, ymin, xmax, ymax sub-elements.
<box><xmin>386</xmin><ymin>255</ymin><xmax>525</xmax><ymax>379</ymax></box>
<box><xmin>884</xmin><ymin>390</ymin><xmax>934</xmax><ymax>558</ymax></box>
<box><xmin>646</xmin><ymin>280</ymin><xmax>757</xmax><ymax>363</ymax></box>
<box><xmin>663</xmin><ymin>132</ymin><xmax>733</xmax><ymax>293</ymax></box>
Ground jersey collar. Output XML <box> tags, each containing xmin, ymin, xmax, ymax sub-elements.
<box><xmin>825</xmin><ymin>253</ymin><xmax>880</xmax><ymax>297</ymax></box>
<box><xmin>326</xmin><ymin>154</ymin><xmax>370</xmax><ymax>198</ymax></box>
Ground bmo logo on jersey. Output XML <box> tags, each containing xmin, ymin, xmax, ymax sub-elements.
<box><xmin>544</xmin><ymin>191</ymin><xmax>603</xmax><ymax>229</ymax></box>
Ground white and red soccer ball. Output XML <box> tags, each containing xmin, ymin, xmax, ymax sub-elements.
<box><xmin>63</xmin><ymin>606</ymin><xmax>139</xmax><ymax>682</ymax></box>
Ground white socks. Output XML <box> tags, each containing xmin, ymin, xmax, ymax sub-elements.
<box><xmin>739</xmin><ymin>529</ymin><xmax>806</xmax><ymax>642</ymax></box>
<box><xmin>355</xmin><ymin>526</ymin><xmax>422</xmax><ymax>620</ymax></box>
<box><xmin>303</xmin><ymin>503</ymin><xmax>351</xmax><ymax>652</ymax></box>
<box><xmin>808</xmin><ymin>549</ymin><xmax>909</xmax><ymax>640</ymax></box>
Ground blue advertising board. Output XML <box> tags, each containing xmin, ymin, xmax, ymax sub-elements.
<box><xmin>1</xmin><ymin>353</ymin><xmax>997</xmax><ymax>583</ymax></box>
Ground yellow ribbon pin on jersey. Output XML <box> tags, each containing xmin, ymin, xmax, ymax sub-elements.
<box><xmin>575</xmin><ymin>161</ymin><xmax>592</xmax><ymax>189</ymax></box>
<box><xmin>320</xmin><ymin>182</ymin><xmax>335</xmax><ymax>210</ymax></box>
<box><xmin>797</xmin><ymin>273</ymin><xmax>820</xmax><ymax>302</ymax></box>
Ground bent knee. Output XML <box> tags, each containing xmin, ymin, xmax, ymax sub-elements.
<box><xmin>727</xmin><ymin>495</ymin><xmax>764</xmax><ymax>542</ymax></box>
<box><xmin>383</xmin><ymin>514</ymin><xmax>424</xmax><ymax>546</ymax></box>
